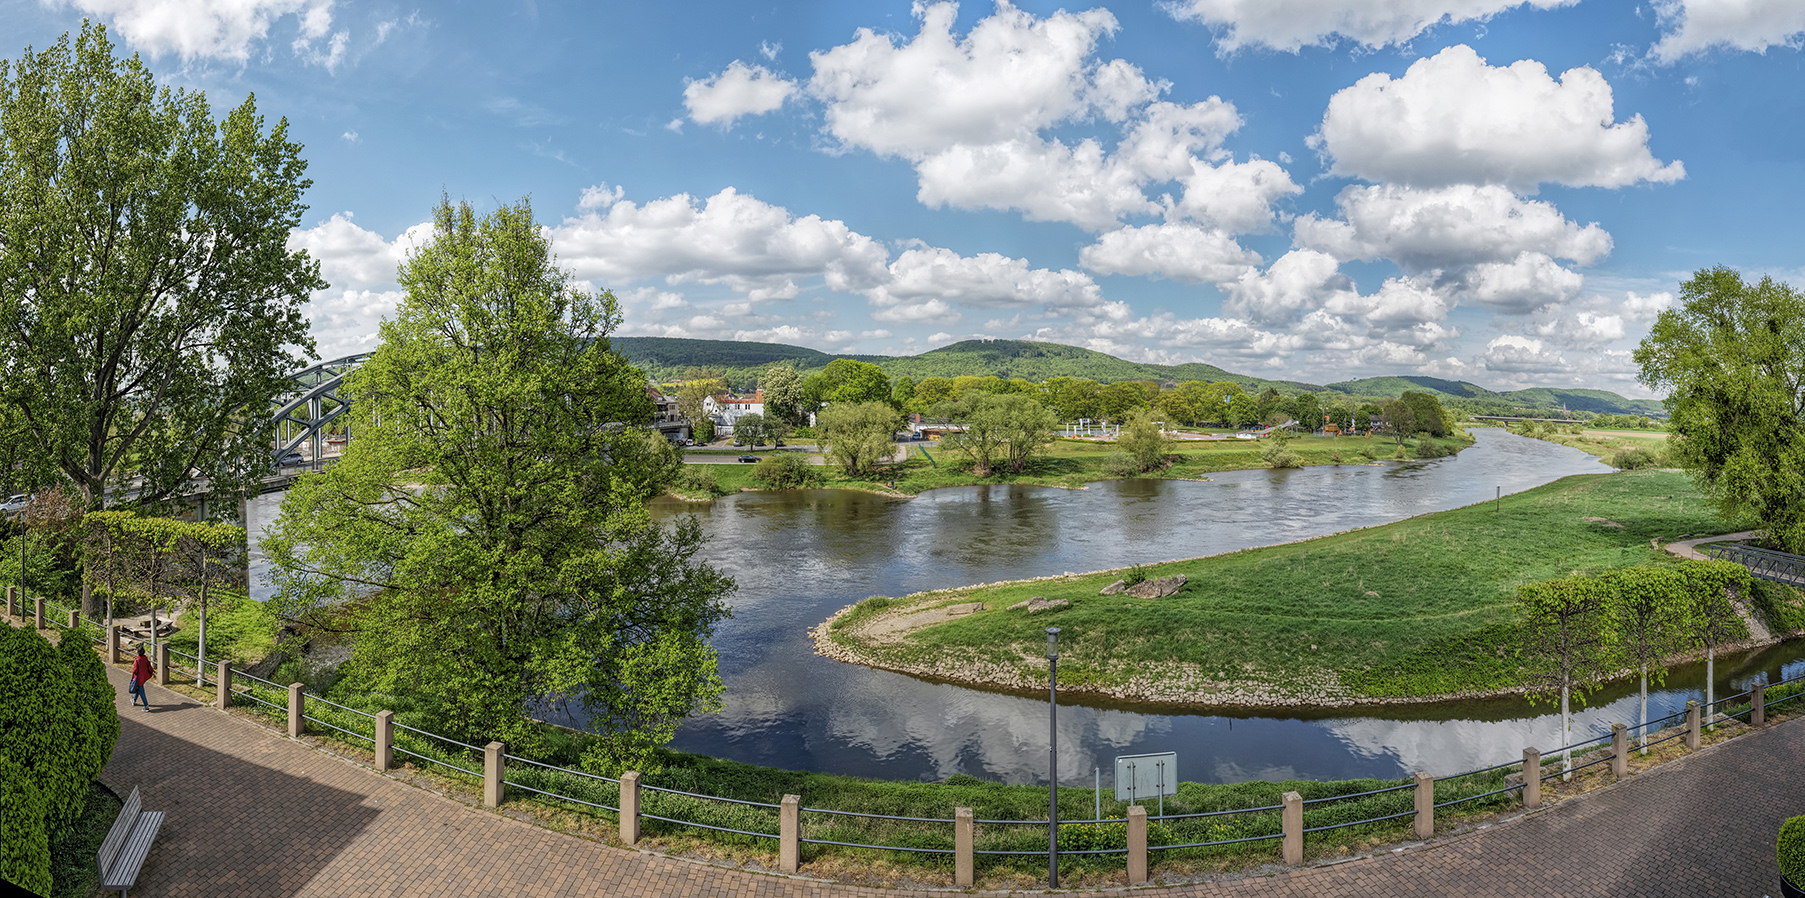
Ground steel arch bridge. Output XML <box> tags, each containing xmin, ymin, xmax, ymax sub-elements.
<box><xmin>269</xmin><ymin>353</ymin><xmax>372</xmax><ymax>465</ymax></box>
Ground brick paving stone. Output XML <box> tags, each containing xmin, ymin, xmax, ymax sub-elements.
<box><xmin>98</xmin><ymin>660</ymin><xmax>1803</xmax><ymax>897</ymax></box>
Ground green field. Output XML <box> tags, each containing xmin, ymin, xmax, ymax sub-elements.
<box><xmin>823</xmin><ymin>470</ymin><xmax>1749</xmax><ymax>704</ymax></box>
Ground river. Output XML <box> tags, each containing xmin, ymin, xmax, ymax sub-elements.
<box><xmin>245</xmin><ymin>429</ymin><xmax>1805</xmax><ymax>787</ymax></box>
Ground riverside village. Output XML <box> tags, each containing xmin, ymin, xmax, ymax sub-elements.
<box><xmin>5</xmin><ymin>4</ymin><xmax>1805</xmax><ymax>897</ymax></box>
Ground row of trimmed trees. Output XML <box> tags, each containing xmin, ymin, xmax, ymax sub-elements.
<box><xmin>84</xmin><ymin>513</ymin><xmax>245</xmax><ymax>683</ymax></box>
<box><xmin>0</xmin><ymin>624</ymin><xmax>118</xmax><ymax>894</ymax></box>
<box><xmin>1519</xmin><ymin>559</ymin><xmax>1752</xmax><ymax>776</ymax></box>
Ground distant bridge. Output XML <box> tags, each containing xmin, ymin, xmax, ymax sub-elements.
<box><xmin>270</xmin><ymin>353</ymin><xmax>371</xmax><ymax>466</ymax></box>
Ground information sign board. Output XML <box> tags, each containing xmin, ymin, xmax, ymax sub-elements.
<box><xmin>1114</xmin><ymin>752</ymin><xmax>1177</xmax><ymax>802</ymax></box>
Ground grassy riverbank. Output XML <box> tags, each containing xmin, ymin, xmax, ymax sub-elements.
<box><xmin>819</xmin><ymin>470</ymin><xmax>1768</xmax><ymax>705</ymax></box>
<box><xmin>676</xmin><ymin>432</ymin><xmax>1472</xmax><ymax>500</ymax></box>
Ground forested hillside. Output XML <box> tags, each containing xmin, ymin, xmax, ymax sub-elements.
<box><xmin>613</xmin><ymin>336</ymin><xmax>1662</xmax><ymax>418</ymax></box>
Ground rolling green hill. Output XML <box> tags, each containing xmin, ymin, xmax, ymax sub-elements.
<box><xmin>612</xmin><ymin>336</ymin><xmax>1662</xmax><ymax>417</ymax></box>
<box><xmin>1327</xmin><ymin>375</ymin><xmax>1665</xmax><ymax>417</ymax></box>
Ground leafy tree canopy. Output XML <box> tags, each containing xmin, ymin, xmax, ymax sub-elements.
<box><xmin>1636</xmin><ymin>266</ymin><xmax>1805</xmax><ymax>552</ymax></box>
<box><xmin>819</xmin><ymin>401</ymin><xmax>902</xmax><ymax>476</ymax></box>
<box><xmin>0</xmin><ymin>23</ymin><xmax>321</xmax><ymax>518</ymax></box>
<box><xmin>263</xmin><ymin>196</ymin><xmax>732</xmax><ymax>769</ymax></box>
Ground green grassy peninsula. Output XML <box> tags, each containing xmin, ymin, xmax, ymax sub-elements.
<box><xmin>814</xmin><ymin>470</ymin><xmax>1770</xmax><ymax>707</ymax></box>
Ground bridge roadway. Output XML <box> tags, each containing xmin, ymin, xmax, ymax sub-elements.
<box><xmin>101</xmin><ymin>662</ymin><xmax>1799</xmax><ymax>897</ymax></box>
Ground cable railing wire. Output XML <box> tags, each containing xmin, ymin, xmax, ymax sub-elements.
<box><xmin>392</xmin><ymin>745</ymin><xmax>482</xmax><ymax>779</ymax></box>
<box><xmin>800</xmin><ymin>837</ymin><xmax>957</xmax><ymax>855</ymax></box>
<box><xmin>304</xmin><ymin>714</ymin><xmax>374</xmax><ymax>745</ymax></box>
<box><xmin>1152</xmin><ymin>831</ymin><xmax>1283</xmax><ymax>851</ymax></box>
<box><xmin>505</xmin><ymin>753</ymin><xmax>621</xmax><ymax>784</ymax></box>
<box><xmin>1302</xmin><ymin>808</ymin><xmax>1418</xmax><ymax>834</ymax></box>
<box><xmin>1432</xmin><ymin>783</ymin><xmax>1523</xmax><ymax>809</ymax></box>
<box><xmin>804</xmin><ymin>806</ymin><xmax>953</xmax><ymax>824</ymax></box>
<box><xmin>637</xmin><ymin>812</ymin><xmax>776</xmax><ymax>841</ymax></box>
<box><xmin>1300</xmin><ymin>782</ymin><xmax>1414</xmax><ymax>805</ymax></box>
<box><xmin>640</xmin><ymin>783</ymin><xmax>781</xmax><ymax>810</ymax></box>
<box><xmin>391</xmin><ymin>720</ymin><xmax>485</xmax><ymax>754</ymax></box>
<box><xmin>502</xmin><ymin>778</ymin><xmax>620</xmax><ymax>813</ymax></box>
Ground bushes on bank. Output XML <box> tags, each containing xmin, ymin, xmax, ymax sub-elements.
<box><xmin>752</xmin><ymin>452</ymin><xmax>822</xmax><ymax>489</ymax></box>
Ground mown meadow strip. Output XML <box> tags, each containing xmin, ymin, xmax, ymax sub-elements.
<box><xmin>823</xmin><ymin>470</ymin><xmax>1745</xmax><ymax>704</ymax></box>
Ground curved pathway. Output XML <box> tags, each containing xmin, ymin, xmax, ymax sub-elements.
<box><xmin>102</xmin><ymin>663</ymin><xmax>1803</xmax><ymax>897</ymax></box>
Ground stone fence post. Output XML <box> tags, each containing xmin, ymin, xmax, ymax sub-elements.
<box><xmin>288</xmin><ymin>683</ymin><xmax>305</xmax><ymax>738</ymax></box>
<box><xmin>5</xmin><ymin>585</ymin><xmax>15</xmax><ymax>617</ymax></box>
<box><xmin>779</xmin><ymin>794</ymin><xmax>801</xmax><ymax>874</ymax></box>
<box><xmin>954</xmin><ymin>807</ymin><xmax>974</xmax><ymax>887</ymax></box>
<box><xmin>375</xmin><ymin>711</ymin><xmax>394</xmax><ymax>771</ymax></box>
<box><xmin>67</xmin><ymin>608</ymin><xmax>79</xmax><ymax>631</ymax></box>
<box><xmin>1610</xmin><ymin>723</ymin><xmax>1627</xmax><ymax>779</ymax></box>
<box><xmin>107</xmin><ymin>626</ymin><xmax>120</xmax><ymax>664</ymax></box>
<box><xmin>1522</xmin><ymin>748</ymin><xmax>1541</xmax><ymax>810</ymax></box>
<box><xmin>216</xmin><ymin>661</ymin><xmax>231</xmax><ymax>709</ymax></box>
<box><xmin>1127</xmin><ymin>804</ymin><xmax>1148</xmax><ymax>884</ymax></box>
<box><xmin>1281</xmin><ymin>790</ymin><xmax>1303</xmax><ymax>865</ymax></box>
<box><xmin>156</xmin><ymin>643</ymin><xmax>170</xmax><ymax>686</ymax></box>
<box><xmin>1413</xmin><ymin>772</ymin><xmax>1434</xmax><ymax>839</ymax></box>
<box><xmin>34</xmin><ymin>596</ymin><xmax>44</xmax><ymax>630</ymax></box>
<box><xmin>1753</xmin><ymin>682</ymin><xmax>1767</xmax><ymax>727</ymax></box>
<box><xmin>484</xmin><ymin>742</ymin><xmax>506</xmax><ymax>808</ymax></box>
<box><xmin>620</xmin><ymin>771</ymin><xmax>641</xmax><ymax>846</ymax></box>
<box><xmin>1685</xmin><ymin>700</ymin><xmax>1701</xmax><ymax>751</ymax></box>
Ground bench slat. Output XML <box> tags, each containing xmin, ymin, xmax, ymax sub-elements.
<box><xmin>99</xmin><ymin>810</ymin><xmax>162</xmax><ymax>890</ymax></box>
<box><xmin>96</xmin><ymin>787</ymin><xmax>142</xmax><ymax>874</ymax></box>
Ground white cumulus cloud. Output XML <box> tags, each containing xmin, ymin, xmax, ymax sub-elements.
<box><xmin>53</xmin><ymin>0</ymin><xmax>335</xmax><ymax>64</ymax></box>
<box><xmin>1458</xmin><ymin>252</ymin><xmax>1584</xmax><ymax>313</ymax></box>
<box><xmin>1314</xmin><ymin>45</ymin><xmax>1683</xmax><ymax>192</ymax></box>
<box><xmin>807</xmin><ymin>1</ymin><xmax>1155</xmax><ymax>157</ymax></box>
<box><xmin>1079</xmin><ymin>223</ymin><xmax>1262</xmax><ymax>283</ymax></box>
<box><xmin>1651</xmin><ymin>0</ymin><xmax>1805</xmax><ymax>62</ymax></box>
<box><xmin>1163</xmin><ymin>0</ymin><xmax>1577</xmax><ymax>53</ymax></box>
<box><xmin>1294</xmin><ymin>183</ymin><xmax>1612</xmax><ymax>273</ymax></box>
<box><xmin>684</xmin><ymin>60</ymin><xmax>798</xmax><ymax>125</ymax></box>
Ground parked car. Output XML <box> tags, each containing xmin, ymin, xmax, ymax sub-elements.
<box><xmin>1</xmin><ymin>494</ymin><xmax>26</xmax><ymax>516</ymax></box>
<box><xmin>737</xmin><ymin>454</ymin><xmax>759</xmax><ymax>463</ymax></box>
<box><xmin>274</xmin><ymin>449</ymin><xmax>306</xmax><ymax>469</ymax></box>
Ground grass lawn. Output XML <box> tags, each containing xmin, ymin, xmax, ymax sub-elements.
<box><xmin>822</xmin><ymin>469</ymin><xmax>1748</xmax><ymax>704</ymax></box>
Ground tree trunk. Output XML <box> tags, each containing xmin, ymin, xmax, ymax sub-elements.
<box><xmin>1639</xmin><ymin>666</ymin><xmax>1648</xmax><ymax>755</ymax></box>
<box><xmin>1561</xmin><ymin>682</ymin><xmax>1572</xmax><ymax>781</ymax></box>
<box><xmin>1706</xmin><ymin>647</ymin><xmax>1715</xmax><ymax>731</ymax></box>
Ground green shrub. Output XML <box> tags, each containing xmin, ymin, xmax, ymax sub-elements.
<box><xmin>56</xmin><ymin>634</ymin><xmax>118</xmax><ymax>776</ymax></box>
<box><xmin>1101</xmin><ymin>451</ymin><xmax>1139</xmax><ymax>477</ymax></box>
<box><xmin>752</xmin><ymin>452</ymin><xmax>821</xmax><ymax>489</ymax></box>
<box><xmin>1261</xmin><ymin>443</ymin><xmax>1302</xmax><ymax>468</ymax></box>
<box><xmin>165</xmin><ymin>592</ymin><xmax>277</xmax><ymax>667</ymax></box>
<box><xmin>692</xmin><ymin>418</ymin><xmax>715</xmax><ymax>444</ymax></box>
<box><xmin>0</xmin><ymin>753</ymin><xmax>51</xmax><ymax>896</ymax></box>
<box><xmin>1124</xmin><ymin>564</ymin><xmax>1147</xmax><ymax>586</ymax></box>
<box><xmin>672</xmin><ymin>465</ymin><xmax>720</xmax><ymax>496</ymax></box>
<box><xmin>1780</xmin><ymin>815</ymin><xmax>1805</xmax><ymax>884</ymax></box>
<box><xmin>1608</xmin><ymin>447</ymin><xmax>1661</xmax><ymax>470</ymax></box>
<box><xmin>0</xmin><ymin>625</ymin><xmax>93</xmax><ymax>833</ymax></box>
<box><xmin>1750</xmin><ymin>580</ymin><xmax>1805</xmax><ymax>633</ymax></box>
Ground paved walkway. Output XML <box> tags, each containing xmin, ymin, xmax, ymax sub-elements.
<box><xmin>101</xmin><ymin>663</ymin><xmax>1802</xmax><ymax>897</ymax></box>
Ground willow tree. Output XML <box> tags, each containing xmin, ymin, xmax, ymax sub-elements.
<box><xmin>1635</xmin><ymin>267</ymin><xmax>1805</xmax><ymax>553</ymax></box>
<box><xmin>0</xmin><ymin>24</ymin><xmax>322</xmax><ymax>617</ymax></box>
<box><xmin>1518</xmin><ymin>576</ymin><xmax>1617</xmax><ymax>779</ymax></box>
<box><xmin>264</xmin><ymin>196</ymin><xmax>734</xmax><ymax>770</ymax></box>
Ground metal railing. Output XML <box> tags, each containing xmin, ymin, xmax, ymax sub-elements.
<box><xmin>13</xmin><ymin>591</ymin><xmax>1805</xmax><ymax>881</ymax></box>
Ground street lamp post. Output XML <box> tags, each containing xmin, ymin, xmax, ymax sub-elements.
<box><xmin>1047</xmin><ymin>626</ymin><xmax>1060</xmax><ymax>888</ymax></box>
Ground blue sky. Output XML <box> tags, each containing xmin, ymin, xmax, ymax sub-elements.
<box><xmin>5</xmin><ymin>0</ymin><xmax>1804</xmax><ymax>395</ymax></box>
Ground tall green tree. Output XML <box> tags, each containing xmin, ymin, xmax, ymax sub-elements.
<box><xmin>1116</xmin><ymin>409</ymin><xmax>1172</xmax><ymax>473</ymax></box>
<box><xmin>263</xmin><ymin>197</ymin><xmax>734</xmax><ymax>770</ymax></box>
<box><xmin>818</xmin><ymin>401</ymin><xmax>902</xmax><ymax>476</ymax></box>
<box><xmin>1603</xmin><ymin>567</ymin><xmax>1691</xmax><ymax>753</ymax></box>
<box><xmin>0</xmin><ymin>24</ymin><xmax>322</xmax><ymax>541</ymax></box>
<box><xmin>814</xmin><ymin>358</ymin><xmax>893</xmax><ymax>407</ymax></box>
<box><xmin>1517</xmin><ymin>576</ymin><xmax>1617</xmax><ymax>779</ymax></box>
<box><xmin>733</xmin><ymin>412</ymin><xmax>770</xmax><ymax>448</ymax></box>
<box><xmin>675</xmin><ymin>370</ymin><xmax>727</xmax><ymax>427</ymax></box>
<box><xmin>1635</xmin><ymin>266</ymin><xmax>1805</xmax><ymax>553</ymax></box>
<box><xmin>935</xmin><ymin>393</ymin><xmax>1058</xmax><ymax>476</ymax></box>
<box><xmin>759</xmin><ymin>363</ymin><xmax>810</xmax><ymax>428</ymax></box>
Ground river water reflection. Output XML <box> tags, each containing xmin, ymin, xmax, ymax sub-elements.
<box><xmin>247</xmin><ymin>429</ymin><xmax>1805</xmax><ymax>786</ymax></box>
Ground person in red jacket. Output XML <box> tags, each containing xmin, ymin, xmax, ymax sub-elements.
<box><xmin>129</xmin><ymin>645</ymin><xmax>155</xmax><ymax>710</ymax></box>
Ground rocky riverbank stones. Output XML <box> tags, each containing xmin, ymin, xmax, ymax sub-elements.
<box><xmin>1007</xmin><ymin>596</ymin><xmax>1070</xmax><ymax>614</ymax></box>
<box><xmin>1100</xmin><ymin>579</ymin><xmax>1127</xmax><ymax>595</ymax></box>
<box><xmin>1125</xmin><ymin>574</ymin><xmax>1187</xmax><ymax>598</ymax></box>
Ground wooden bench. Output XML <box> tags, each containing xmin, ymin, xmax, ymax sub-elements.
<box><xmin>97</xmin><ymin>786</ymin><xmax>163</xmax><ymax>897</ymax></box>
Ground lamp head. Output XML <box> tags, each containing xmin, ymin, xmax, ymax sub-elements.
<box><xmin>1045</xmin><ymin>626</ymin><xmax>1060</xmax><ymax>659</ymax></box>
